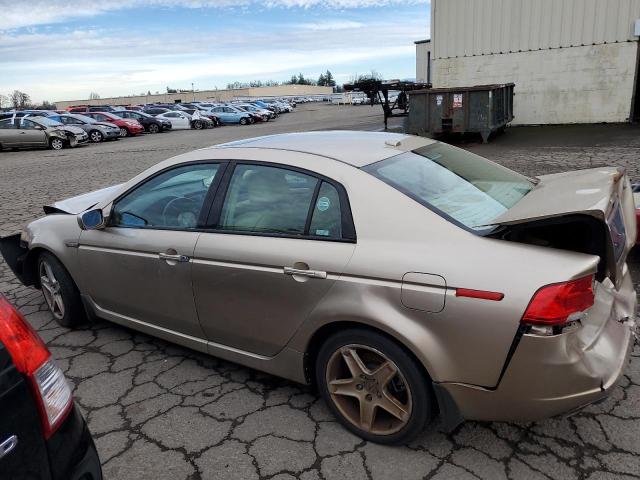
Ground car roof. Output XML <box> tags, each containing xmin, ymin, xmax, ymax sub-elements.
<box><xmin>208</xmin><ymin>131</ymin><xmax>436</xmax><ymax>167</ymax></box>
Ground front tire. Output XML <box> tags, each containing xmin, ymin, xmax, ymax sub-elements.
<box><xmin>119</xmin><ymin>127</ymin><xmax>129</xmax><ymax>137</ymax></box>
<box><xmin>193</xmin><ymin>120</ymin><xmax>203</xmax><ymax>130</ymax></box>
<box><xmin>316</xmin><ymin>329</ymin><xmax>433</xmax><ymax>445</ymax></box>
<box><xmin>49</xmin><ymin>137</ymin><xmax>64</xmax><ymax>150</ymax></box>
<box><xmin>148</xmin><ymin>123</ymin><xmax>160</xmax><ymax>134</ymax></box>
<box><xmin>239</xmin><ymin>117</ymin><xmax>248</xmax><ymax>125</ymax></box>
<box><xmin>38</xmin><ymin>252</ymin><xmax>85</xmax><ymax>328</ymax></box>
<box><xmin>89</xmin><ymin>130</ymin><xmax>103</xmax><ymax>143</ymax></box>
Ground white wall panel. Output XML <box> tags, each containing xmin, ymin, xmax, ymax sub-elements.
<box><xmin>432</xmin><ymin>0</ymin><xmax>640</xmax><ymax>59</ymax></box>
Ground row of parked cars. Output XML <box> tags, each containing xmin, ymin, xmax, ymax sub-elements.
<box><xmin>0</xmin><ymin>98</ymin><xmax>297</xmax><ymax>151</ymax></box>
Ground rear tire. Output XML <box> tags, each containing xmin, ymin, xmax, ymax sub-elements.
<box><xmin>315</xmin><ymin>328</ymin><xmax>434</xmax><ymax>445</ymax></box>
<box><xmin>37</xmin><ymin>252</ymin><xmax>85</xmax><ymax>328</ymax></box>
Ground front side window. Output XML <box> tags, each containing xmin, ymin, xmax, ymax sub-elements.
<box><xmin>218</xmin><ymin>165</ymin><xmax>318</xmax><ymax>235</ymax></box>
<box><xmin>111</xmin><ymin>163</ymin><xmax>220</xmax><ymax>229</ymax></box>
<box><xmin>20</xmin><ymin>119</ymin><xmax>38</xmax><ymax>130</ymax></box>
<box><xmin>363</xmin><ymin>143</ymin><xmax>534</xmax><ymax>232</ymax></box>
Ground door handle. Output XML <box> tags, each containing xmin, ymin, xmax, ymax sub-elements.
<box><xmin>283</xmin><ymin>267</ymin><xmax>327</xmax><ymax>279</ymax></box>
<box><xmin>158</xmin><ymin>252</ymin><xmax>190</xmax><ymax>263</ymax></box>
<box><xmin>0</xmin><ymin>435</ymin><xmax>18</xmax><ymax>460</ymax></box>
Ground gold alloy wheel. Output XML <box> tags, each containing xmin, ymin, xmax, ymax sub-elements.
<box><xmin>325</xmin><ymin>344</ymin><xmax>412</xmax><ymax>435</ymax></box>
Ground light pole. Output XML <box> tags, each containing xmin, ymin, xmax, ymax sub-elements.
<box><xmin>192</xmin><ymin>83</ymin><xmax>195</xmax><ymax>102</ymax></box>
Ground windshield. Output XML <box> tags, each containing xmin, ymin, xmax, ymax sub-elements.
<box><xmin>363</xmin><ymin>143</ymin><xmax>534</xmax><ymax>232</ymax></box>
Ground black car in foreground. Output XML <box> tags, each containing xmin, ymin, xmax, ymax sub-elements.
<box><xmin>0</xmin><ymin>294</ymin><xmax>102</xmax><ymax>480</ymax></box>
<box><xmin>115</xmin><ymin>110</ymin><xmax>172</xmax><ymax>133</ymax></box>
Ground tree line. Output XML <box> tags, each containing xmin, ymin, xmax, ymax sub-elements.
<box><xmin>225</xmin><ymin>70</ymin><xmax>337</xmax><ymax>90</ymax></box>
<box><xmin>0</xmin><ymin>90</ymin><xmax>56</xmax><ymax>110</ymax></box>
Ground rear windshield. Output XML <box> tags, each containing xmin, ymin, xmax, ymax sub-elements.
<box><xmin>363</xmin><ymin>143</ymin><xmax>534</xmax><ymax>232</ymax></box>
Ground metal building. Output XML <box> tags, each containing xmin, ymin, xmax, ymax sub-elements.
<box><xmin>420</xmin><ymin>0</ymin><xmax>640</xmax><ymax>125</ymax></box>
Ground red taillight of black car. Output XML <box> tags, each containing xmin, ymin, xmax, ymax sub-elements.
<box><xmin>0</xmin><ymin>295</ymin><xmax>73</xmax><ymax>438</ymax></box>
<box><xmin>521</xmin><ymin>275</ymin><xmax>595</xmax><ymax>326</ymax></box>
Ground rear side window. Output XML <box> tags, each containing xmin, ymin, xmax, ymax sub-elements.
<box><xmin>363</xmin><ymin>143</ymin><xmax>533</xmax><ymax>232</ymax></box>
<box><xmin>309</xmin><ymin>182</ymin><xmax>342</xmax><ymax>238</ymax></box>
<box><xmin>219</xmin><ymin>165</ymin><xmax>318</xmax><ymax>235</ymax></box>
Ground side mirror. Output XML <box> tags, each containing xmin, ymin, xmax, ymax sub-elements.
<box><xmin>78</xmin><ymin>209</ymin><xmax>106</xmax><ymax>230</ymax></box>
<box><xmin>34</xmin><ymin>125</ymin><xmax>44</xmax><ymax>130</ymax></box>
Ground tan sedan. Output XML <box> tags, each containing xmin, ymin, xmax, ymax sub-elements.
<box><xmin>1</xmin><ymin>131</ymin><xmax>637</xmax><ymax>444</ymax></box>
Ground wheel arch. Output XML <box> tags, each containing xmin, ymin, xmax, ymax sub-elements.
<box><xmin>23</xmin><ymin>246</ymin><xmax>62</xmax><ymax>288</ymax></box>
<box><xmin>303</xmin><ymin>320</ymin><xmax>435</xmax><ymax>389</ymax></box>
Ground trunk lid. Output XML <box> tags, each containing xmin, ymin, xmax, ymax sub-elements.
<box><xmin>493</xmin><ymin>167</ymin><xmax>637</xmax><ymax>286</ymax></box>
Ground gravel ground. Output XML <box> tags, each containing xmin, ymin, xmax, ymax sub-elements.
<box><xmin>0</xmin><ymin>104</ymin><xmax>639</xmax><ymax>480</ymax></box>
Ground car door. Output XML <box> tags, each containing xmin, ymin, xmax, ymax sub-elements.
<box><xmin>175</xmin><ymin>113</ymin><xmax>190</xmax><ymax>129</ymax></box>
<box><xmin>212</xmin><ymin>107</ymin><xmax>231</xmax><ymax>123</ymax></box>
<box><xmin>0</xmin><ymin>119</ymin><xmax>19</xmax><ymax>146</ymax></box>
<box><xmin>192</xmin><ymin>162</ymin><xmax>356</xmax><ymax>356</ymax></box>
<box><xmin>78</xmin><ymin>162</ymin><xmax>224</xmax><ymax>339</ymax></box>
<box><xmin>15</xmin><ymin>119</ymin><xmax>47</xmax><ymax>147</ymax></box>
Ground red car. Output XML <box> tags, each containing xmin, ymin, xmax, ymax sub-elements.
<box><xmin>83</xmin><ymin>112</ymin><xmax>144</xmax><ymax>137</ymax></box>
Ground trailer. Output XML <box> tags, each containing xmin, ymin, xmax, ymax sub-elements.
<box><xmin>343</xmin><ymin>79</ymin><xmax>431</xmax><ymax>128</ymax></box>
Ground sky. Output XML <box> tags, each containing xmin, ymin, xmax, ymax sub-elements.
<box><xmin>0</xmin><ymin>0</ymin><xmax>430</xmax><ymax>103</ymax></box>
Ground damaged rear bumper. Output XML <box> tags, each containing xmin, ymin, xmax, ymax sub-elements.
<box><xmin>439</xmin><ymin>267</ymin><xmax>637</xmax><ymax>423</ymax></box>
<box><xmin>0</xmin><ymin>233</ymin><xmax>32</xmax><ymax>285</ymax></box>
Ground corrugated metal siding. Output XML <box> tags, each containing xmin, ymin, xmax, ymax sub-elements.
<box><xmin>432</xmin><ymin>0</ymin><xmax>640</xmax><ymax>59</ymax></box>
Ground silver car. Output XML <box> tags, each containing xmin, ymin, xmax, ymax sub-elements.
<box><xmin>48</xmin><ymin>113</ymin><xmax>121</xmax><ymax>143</ymax></box>
<box><xmin>0</xmin><ymin>116</ymin><xmax>88</xmax><ymax>150</ymax></box>
<box><xmin>1</xmin><ymin>131</ymin><xmax>637</xmax><ymax>444</ymax></box>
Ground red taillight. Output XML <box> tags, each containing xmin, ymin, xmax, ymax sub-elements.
<box><xmin>0</xmin><ymin>295</ymin><xmax>72</xmax><ymax>438</ymax></box>
<box><xmin>522</xmin><ymin>275</ymin><xmax>595</xmax><ymax>326</ymax></box>
<box><xmin>0</xmin><ymin>296</ymin><xmax>50</xmax><ymax>373</ymax></box>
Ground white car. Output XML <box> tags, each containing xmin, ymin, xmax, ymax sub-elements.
<box><xmin>154</xmin><ymin>111</ymin><xmax>192</xmax><ymax>130</ymax></box>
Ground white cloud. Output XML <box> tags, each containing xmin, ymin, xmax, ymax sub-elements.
<box><xmin>0</xmin><ymin>1</ymin><xmax>429</xmax><ymax>101</ymax></box>
<box><xmin>298</xmin><ymin>20</ymin><xmax>364</xmax><ymax>30</ymax></box>
<box><xmin>0</xmin><ymin>0</ymin><xmax>428</xmax><ymax>30</ymax></box>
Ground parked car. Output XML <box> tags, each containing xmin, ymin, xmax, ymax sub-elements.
<box><xmin>234</xmin><ymin>104</ymin><xmax>273</xmax><ymax>121</ymax></box>
<box><xmin>250</xmin><ymin>100</ymin><xmax>279</xmax><ymax>114</ymax></box>
<box><xmin>179</xmin><ymin>109</ymin><xmax>219</xmax><ymax>128</ymax></box>
<box><xmin>47</xmin><ymin>113</ymin><xmax>121</xmax><ymax>143</ymax></box>
<box><xmin>0</xmin><ymin>294</ymin><xmax>102</xmax><ymax>479</ymax></box>
<box><xmin>67</xmin><ymin>105</ymin><xmax>120</xmax><ymax>113</ymax></box>
<box><xmin>82</xmin><ymin>112</ymin><xmax>144</xmax><ymax>137</ymax></box>
<box><xmin>143</xmin><ymin>107</ymin><xmax>172</xmax><ymax>116</ymax></box>
<box><xmin>1</xmin><ymin>131</ymin><xmax>636</xmax><ymax>445</ymax></box>
<box><xmin>115</xmin><ymin>110</ymin><xmax>171</xmax><ymax>133</ymax></box>
<box><xmin>0</xmin><ymin>116</ymin><xmax>88</xmax><ymax>151</ymax></box>
<box><xmin>209</xmin><ymin>106</ymin><xmax>253</xmax><ymax>125</ymax></box>
<box><xmin>154</xmin><ymin>111</ymin><xmax>212</xmax><ymax>130</ymax></box>
<box><xmin>0</xmin><ymin>110</ymin><xmax>56</xmax><ymax>120</ymax></box>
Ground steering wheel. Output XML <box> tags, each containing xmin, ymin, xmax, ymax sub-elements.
<box><xmin>161</xmin><ymin>196</ymin><xmax>200</xmax><ymax>227</ymax></box>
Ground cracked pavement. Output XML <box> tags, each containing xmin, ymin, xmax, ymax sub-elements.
<box><xmin>1</xmin><ymin>105</ymin><xmax>639</xmax><ymax>480</ymax></box>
